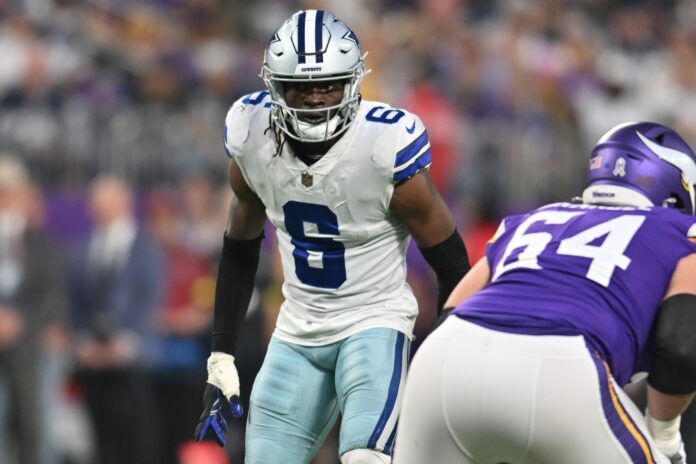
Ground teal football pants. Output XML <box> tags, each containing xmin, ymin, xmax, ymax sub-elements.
<box><xmin>245</xmin><ymin>328</ymin><xmax>410</xmax><ymax>464</ymax></box>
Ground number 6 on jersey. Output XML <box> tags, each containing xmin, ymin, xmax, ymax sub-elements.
<box><xmin>283</xmin><ymin>201</ymin><xmax>347</xmax><ymax>289</ymax></box>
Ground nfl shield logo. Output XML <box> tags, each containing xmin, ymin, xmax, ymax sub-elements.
<box><xmin>301</xmin><ymin>172</ymin><xmax>313</xmax><ymax>187</ymax></box>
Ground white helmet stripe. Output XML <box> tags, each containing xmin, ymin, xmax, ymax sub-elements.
<box><xmin>303</xmin><ymin>10</ymin><xmax>317</xmax><ymax>63</ymax></box>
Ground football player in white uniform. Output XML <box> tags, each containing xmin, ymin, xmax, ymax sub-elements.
<box><xmin>193</xmin><ymin>10</ymin><xmax>470</xmax><ymax>464</ymax></box>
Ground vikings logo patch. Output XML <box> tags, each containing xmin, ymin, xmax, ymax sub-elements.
<box><xmin>301</xmin><ymin>172</ymin><xmax>314</xmax><ymax>187</ymax></box>
<box><xmin>612</xmin><ymin>157</ymin><xmax>627</xmax><ymax>177</ymax></box>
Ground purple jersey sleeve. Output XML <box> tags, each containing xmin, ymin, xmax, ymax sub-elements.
<box><xmin>455</xmin><ymin>202</ymin><xmax>696</xmax><ymax>385</ymax></box>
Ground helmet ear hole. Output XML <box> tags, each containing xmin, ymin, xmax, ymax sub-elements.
<box><xmin>670</xmin><ymin>194</ymin><xmax>685</xmax><ymax>210</ymax></box>
<box><xmin>339</xmin><ymin>43</ymin><xmax>355</xmax><ymax>53</ymax></box>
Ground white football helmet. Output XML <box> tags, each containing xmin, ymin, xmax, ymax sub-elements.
<box><xmin>260</xmin><ymin>10</ymin><xmax>369</xmax><ymax>143</ymax></box>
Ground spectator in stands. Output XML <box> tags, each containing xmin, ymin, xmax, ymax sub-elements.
<box><xmin>0</xmin><ymin>156</ymin><xmax>67</xmax><ymax>464</ymax></box>
<box><xmin>69</xmin><ymin>175</ymin><xmax>163</xmax><ymax>464</ymax></box>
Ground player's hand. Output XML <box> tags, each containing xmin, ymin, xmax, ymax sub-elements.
<box><xmin>194</xmin><ymin>352</ymin><xmax>244</xmax><ymax>447</ymax></box>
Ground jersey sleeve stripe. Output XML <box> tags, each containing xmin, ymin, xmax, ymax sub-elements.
<box><xmin>394</xmin><ymin>143</ymin><xmax>430</xmax><ymax>173</ymax></box>
<box><xmin>393</xmin><ymin>149</ymin><xmax>431</xmax><ymax>182</ymax></box>
<box><xmin>394</xmin><ymin>130</ymin><xmax>429</xmax><ymax>168</ymax></box>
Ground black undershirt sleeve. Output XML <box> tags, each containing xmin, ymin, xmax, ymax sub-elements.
<box><xmin>648</xmin><ymin>293</ymin><xmax>696</xmax><ymax>395</ymax></box>
<box><xmin>419</xmin><ymin>230</ymin><xmax>471</xmax><ymax>315</ymax></box>
<box><xmin>210</xmin><ymin>233</ymin><xmax>264</xmax><ymax>355</ymax></box>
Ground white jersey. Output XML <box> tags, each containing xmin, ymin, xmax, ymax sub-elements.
<box><xmin>224</xmin><ymin>90</ymin><xmax>432</xmax><ymax>345</ymax></box>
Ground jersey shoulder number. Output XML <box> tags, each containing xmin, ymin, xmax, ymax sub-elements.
<box><xmin>363</xmin><ymin>102</ymin><xmax>431</xmax><ymax>184</ymax></box>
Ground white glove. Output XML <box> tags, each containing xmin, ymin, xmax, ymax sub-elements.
<box><xmin>646</xmin><ymin>412</ymin><xmax>687</xmax><ymax>464</ymax></box>
<box><xmin>206</xmin><ymin>352</ymin><xmax>240</xmax><ymax>401</ymax></box>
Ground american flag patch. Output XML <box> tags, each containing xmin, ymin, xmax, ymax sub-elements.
<box><xmin>590</xmin><ymin>156</ymin><xmax>602</xmax><ymax>170</ymax></box>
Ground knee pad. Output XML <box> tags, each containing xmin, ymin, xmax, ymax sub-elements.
<box><xmin>341</xmin><ymin>448</ymin><xmax>391</xmax><ymax>464</ymax></box>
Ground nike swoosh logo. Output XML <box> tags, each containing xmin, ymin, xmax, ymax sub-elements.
<box><xmin>406</xmin><ymin>120</ymin><xmax>416</xmax><ymax>134</ymax></box>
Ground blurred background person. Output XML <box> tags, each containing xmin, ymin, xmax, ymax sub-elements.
<box><xmin>69</xmin><ymin>175</ymin><xmax>163</xmax><ymax>464</ymax></box>
<box><xmin>0</xmin><ymin>156</ymin><xmax>67</xmax><ymax>464</ymax></box>
<box><xmin>146</xmin><ymin>184</ymin><xmax>216</xmax><ymax>464</ymax></box>
<box><xmin>178</xmin><ymin>171</ymin><xmax>229</xmax><ymax>259</ymax></box>
<box><xmin>146</xmin><ymin>180</ymin><xmax>270</xmax><ymax>463</ymax></box>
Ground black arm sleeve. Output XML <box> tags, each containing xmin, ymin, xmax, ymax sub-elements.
<box><xmin>648</xmin><ymin>294</ymin><xmax>696</xmax><ymax>395</ymax></box>
<box><xmin>419</xmin><ymin>230</ymin><xmax>470</xmax><ymax>315</ymax></box>
<box><xmin>210</xmin><ymin>233</ymin><xmax>263</xmax><ymax>355</ymax></box>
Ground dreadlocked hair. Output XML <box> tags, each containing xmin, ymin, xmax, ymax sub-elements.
<box><xmin>265</xmin><ymin>111</ymin><xmax>287</xmax><ymax>157</ymax></box>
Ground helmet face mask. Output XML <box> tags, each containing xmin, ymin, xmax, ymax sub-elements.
<box><xmin>582</xmin><ymin>122</ymin><xmax>696</xmax><ymax>215</ymax></box>
<box><xmin>260</xmin><ymin>10</ymin><xmax>369</xmax><ymax>143</ymax></box>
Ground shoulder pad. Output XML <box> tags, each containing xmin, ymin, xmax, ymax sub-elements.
<box><xmin>361</xmin><ymin>104</ymin><xmax>431</xmax><ymax>184</ymax></box>
<box><xmin>651</xmin><ymin>208</ymin><xmax>696</xmax><ymax>241</ymax></box>
<box><xmin>223</xmin><ymin>90</ymin><xmax>271</xmax><ymax>158</ymax></box>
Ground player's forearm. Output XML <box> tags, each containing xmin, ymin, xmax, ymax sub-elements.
<box><xmin>647</xmin><ymin>385</ymin><xmax>694</xmax><ymax>421</ymax></box>
<box><xmin>444</xmin><ymin>257</ymin><xmax>490</xmax><ymax>309</ymax></box>
<box><xmin>419</xmin><ymin>230</ymin><xmax>471</xmax><ymax>314</ymax></box>
<box><xmin>646</xmin><ymin>385</ymin><xmax>693</xmax><ymax>458</ymax></box>
<box><xmin>211</xmin><ymin>233</ymin><xmax>263</xmax><ymax>355</ymax></box>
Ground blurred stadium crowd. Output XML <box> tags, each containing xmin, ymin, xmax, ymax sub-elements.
<box><xmin>0</xmin><ymin>0</ymin><xmax>694</xmax><ymax>463</ymax></box>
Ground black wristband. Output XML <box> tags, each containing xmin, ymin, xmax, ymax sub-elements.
<box><xmin>419</xmin><ymin>230</ymin><xmax>470</xmax><ymax>315</ymax></box>
<box><xmin>648</xmin><ymin>294</ymin><xmax>696</xmax><ymax>395</ymax></box>
<box><xmin>211</xmin><ymin>233</ymin><xmax>263</xmax><ymax>355</ymax></box>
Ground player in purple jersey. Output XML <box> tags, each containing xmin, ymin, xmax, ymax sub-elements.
<box><xmin>394</xmin><ymin>122</ymin><xmax>696</xmax><ymax>464</ymax></box>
